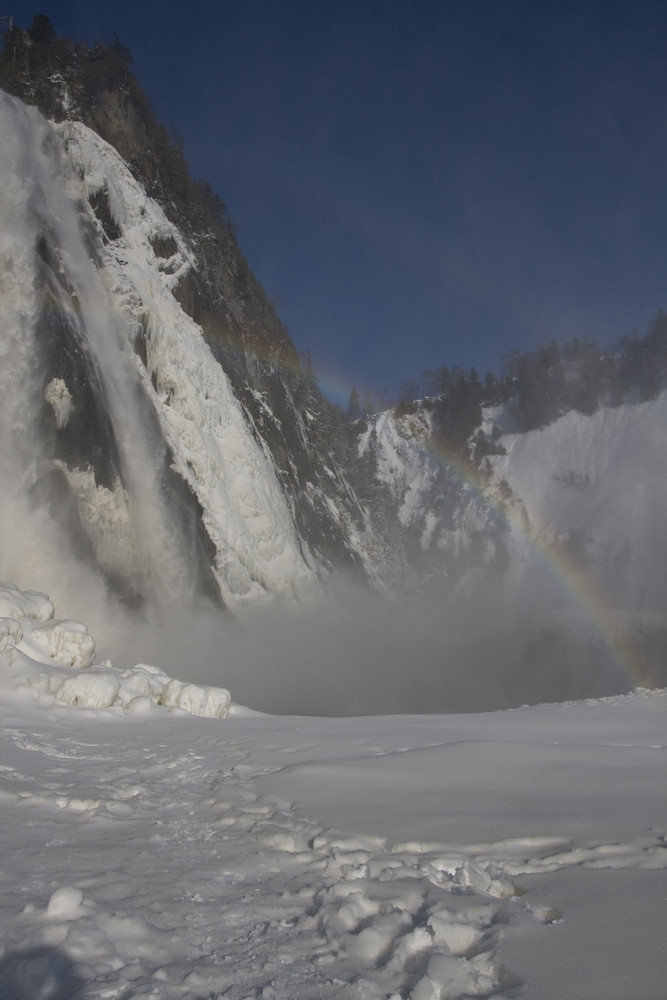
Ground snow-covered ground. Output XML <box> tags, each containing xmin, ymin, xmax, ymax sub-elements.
<box><xmin>1</xmin><ymin>582</ymin><xmax>665</xmax><ymax>999</ymax></box>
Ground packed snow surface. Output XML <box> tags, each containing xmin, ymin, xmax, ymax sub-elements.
<box><xmin>1</xmin><ymin>582</ymin><xmax>665</xmax><ymax>999</ymax></box>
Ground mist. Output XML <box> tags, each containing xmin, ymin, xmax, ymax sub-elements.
<box><xmin>93</xmin><ymin>569</ymin><xmax>644</xmax><ymax>717</ymax></box>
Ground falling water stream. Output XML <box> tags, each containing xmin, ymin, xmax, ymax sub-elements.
<box><xmin>0</xmin><ymin>92</ymin><xmax>206</xmax><ymax>618</ymax></box>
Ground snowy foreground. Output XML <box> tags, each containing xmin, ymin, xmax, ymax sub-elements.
<box><xmin>1</xmin><ymin>584</ymin><xmax>666</xmax><ymax>999</ymax></box>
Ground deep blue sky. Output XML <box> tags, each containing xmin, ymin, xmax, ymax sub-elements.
<box><xmin>9</xmin><ymin>1</ymin><xmax>667</xmax><ymax>403</ymax></box>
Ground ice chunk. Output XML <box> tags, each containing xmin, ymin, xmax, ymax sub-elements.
<box><xmin>158</xmin><ymin>678</ymin><xmax>231</xmax><ymax>718</ymax></box>
<box><xmin>29</xmin><ymin>620</ymin><xmax>96</xmax><ymax>668</ymax></box>
<box><xmin>55</xmin><ymin>670</ymin><xmax>120</xmax><ymax>709</ymax></box>
<box><xmin>0</xmin><ymin>617</ymin><xmax>23</xmax><ymax>652</ymax></box>
<box><xmin>46</xmin><ymin>887</ymin><xmax>84</xmax><ymax>920</ymax></box>
<box><xmin>124</xmin><ymin>695</ymin><xmax>155</xmax><ymax>714</ymax></box>
<box><xmin>0</xmin><ymin>582</ymin><xmax>54</xmax><ymax>621</ymax></box>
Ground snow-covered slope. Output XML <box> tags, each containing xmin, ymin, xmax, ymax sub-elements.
<box><xmin>360</xmin><ymin>406</ymin><xmax>506</xmax><ymax>568</ymax></box>
<box><xmin>491</xmin><ymin>393</ymin><xmax>667</xmax><ymax>611</ymax></box>
<box><xmin>363</xmin><ymin>391</ymin><xmax>667</xmax><ymax>609</ymax></box>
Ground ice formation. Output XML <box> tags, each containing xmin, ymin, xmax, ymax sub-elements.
<box><xmin>0</xmin><ymin>581</ymin><xmax>230</xmax><ymax>718</ymax></box>
<box><xmin>0</xmin><ymin>92</ymin><xmax>315</xmax><ymax>621</ymax></box>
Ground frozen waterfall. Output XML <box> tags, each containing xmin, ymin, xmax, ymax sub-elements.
<box><xmin>0</xmin><ymin>92</ymin><xmax>314</xmax><ymax>627</ymax></box>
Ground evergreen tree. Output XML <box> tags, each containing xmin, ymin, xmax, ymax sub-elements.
<box><xmin>361</xmin><ymin>389</ymin><xmax>375</xmax><ymax>418</ymax></box>
<box><xmin>347</xmin><ymin>387</ymin><xmax>361</xmax><ymax>422</ymax></box>
<box><xmin>398</xmin><ymin>378</ymin><xmax>419</xmax><ymax>404</ymax></box>
<box><xmin>421</xmin><ymin>369</ymin><xmax>440</xmax><ymax>396</ymax></box>
<box><xmin>28</xmin><ymin>14</ymin><xmax>56</xmax><ymax>45</ymax></box>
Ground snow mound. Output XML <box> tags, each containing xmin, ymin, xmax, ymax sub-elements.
<box><xmin>0</xmin><ymin>581</ymin><xmax>231</xmax><ymax>718</ymax></box>
<box><xmin>0</xmin><ymin>582</ymin><xmax>54</xmax><ymax>621</ymax></box>
<box><xmin>55</xmin><ymin>669</ymin><xmax>121</xmax><ymax>709</ymax></box>
<box><xmin>158</xmin><ymin>678</ymin><xmax>231</xmax><ymax>718</ymax></box>
<box><xmin>45</xmin><ymin>887</ymin><xmax>85</xmax><ymax>920</ymax></box>
<box><xmin>28</xmin><ymin>619</ymin><xmax>96</xmax><ymax>668</ymax></box>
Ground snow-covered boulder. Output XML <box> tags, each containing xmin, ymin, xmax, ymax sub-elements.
<box><xmin>55</xmin><ymin>669</ymin><xmax>121</xmax><ymax>709</ymax></box>
<box><xmin>0</xmin><ymin>582</ymin><xmax>54</xmax><ymax>621</ymax></box>
<box><xmin>27</xmin><ymin>619</ymin><xmax>96</xmax><ymax>668</ymax></box>
<box><xmin>0</xmin><ymin>581</ymin><xmax>233</xmax><ymax>719</ymax></box>
<box><xmin>158</xmin><ymin>678</ymin><xmax>231</xmax><ymax>718</ymax></box>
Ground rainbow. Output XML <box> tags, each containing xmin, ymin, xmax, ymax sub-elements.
<box><xmin>421</xmin><ymin>432</ymin><xmax>655</xmax><ymax>690</ymax></box>
<box><xmin>211</xmin><ymin>334</ymin><xmax>359</xmax><ymax>409</ymax></box>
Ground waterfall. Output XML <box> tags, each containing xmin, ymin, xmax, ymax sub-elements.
<box><xmin>0</xmin><ymin>92</ymin><xmax>218</xmax><ymax>620</ymax></box>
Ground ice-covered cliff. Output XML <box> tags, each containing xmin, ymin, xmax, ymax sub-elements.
<box><xmin>0</xmin><ymin>91</ymin><xmax>353</xmax><ymax>617</ymax></box>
